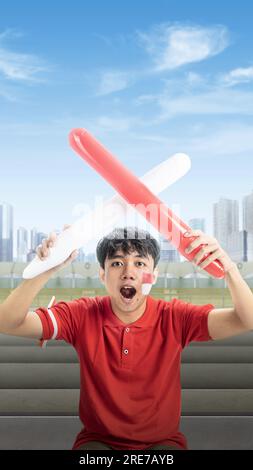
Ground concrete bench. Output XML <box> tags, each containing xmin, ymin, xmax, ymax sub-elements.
<box><xmin>0</xmin><ymin>416</ymin><xmax>253</xmax><ymax>449</ymax></box>
<box><xmin>1</xmin><ymin>331</ymin><xmax>253</xmax><ymax>449</ymax></box>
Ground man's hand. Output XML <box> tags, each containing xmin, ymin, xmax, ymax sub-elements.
<box><xmin>184</xmin><ymin>229</ymin><xmax>236</xmax><ymax>273</ymax></box>
<box><xmin>36</xmin><ymin>224</ymin><xmax>79</xmax><ymax>273</ymax></box>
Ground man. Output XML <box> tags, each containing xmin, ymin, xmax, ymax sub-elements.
<box><xmin>0</xmin><ymin>225</ymin><xmax>253</xmax><ymax>451</ymax></box>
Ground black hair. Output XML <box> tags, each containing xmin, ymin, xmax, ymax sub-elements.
<box><xmin>96</xmin><ymin>226</ymin><xmax>160</xmax><ymax>270</ymax></box>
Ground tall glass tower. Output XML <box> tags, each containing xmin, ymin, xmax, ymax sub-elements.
<box><xmin>0</xmin><ymin>202</ymin><xmax>14</xmax><ymax>261</ymax></box>
<box><xmin>213</xmin><ymin>198</ymin><xmax>239</xmax><ymax>250</ymax></box>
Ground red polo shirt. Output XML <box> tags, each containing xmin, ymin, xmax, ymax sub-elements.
<box><xmin>34</xmin><ymin>295</ymin><xmax>214</xmax><ymax>450</ymax></box>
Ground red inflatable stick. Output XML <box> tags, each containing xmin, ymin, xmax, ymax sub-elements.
<box><xmin>69</xmin><ymin>128</ymin><xmax>225</xmax><ymax>279</ymax></box>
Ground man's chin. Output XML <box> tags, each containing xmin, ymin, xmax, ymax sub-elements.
<box><xmin>113</xmin><ymin>292</ymin><xmax>144</xmax><ymax>310</ymax></box>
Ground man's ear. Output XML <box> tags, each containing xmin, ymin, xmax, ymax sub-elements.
<box><xmin>99</xmin><ymin>266</ymin><xmax>105</xmax><ymax>285</ymax></box>
<box><xmin>152</xmin><ymin>268</ymin><xmax>159</xmax><ymax>285</ymax></box>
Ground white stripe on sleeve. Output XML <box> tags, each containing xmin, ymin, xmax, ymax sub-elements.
<box><xmin>47</xmin><ymin>307</ymin><xmax>58</xmax><ymax>339</ymax></box>
<box><xmin>40</xmin><ymin>295</ymin><xmax>56</xmax><ymax>348</ymax></box>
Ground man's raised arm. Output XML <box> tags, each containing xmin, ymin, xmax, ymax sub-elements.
<box><xmin>0</xmin><ymin>226</ymin><xmax>78</xmax><ymax>337</ymax></box>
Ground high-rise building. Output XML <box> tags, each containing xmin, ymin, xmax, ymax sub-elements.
<box><xmin>0</xmin><ymin>202</ymin><xmax>14</xmax><ymax>261</ymax></box>
<box><xmin>243</xmin><ymin>190</ymin><xmax>253</xmax><ymax>234</ymax></box>
<box><xmin>227</xmin><ymin>230</ymin><xmax>247</xmax><ymax>262</ymax></box>
<box><xmin>188</xmin><ymin>218</ymin><xmax>206</xmax><ymax>232</ymax></box>
<box><xmin>17</xmin><ymin>227</ymin><xmax>29</xmax><ymax>262</ymax></box>
<box><xmin>213</xmin><ymin>198</ymin><xmax>239</xmax><ymax>251</ymax></box>
<box><xmin>26</xmin><ymin>228</ymin><xmax>42</xmax><ymax>263</ymax></box>
<box><xmin>30</xmin><ymin>227</ymin><xmax>38</xmax><ymax>251</ymax></box>
<box><xmin>159</xmin><ymin>236</ymin><xmax>180</xmax><ymax>262</ymax></box>
<box><xmin>247</xmin><ymin>232</ymin><xmax>253</xmax><ymax>261</ymax></box>
<box><xmin>76</xmin><ymin>248</ymin><xmax>86</xmax><ymax>263</ymax></box>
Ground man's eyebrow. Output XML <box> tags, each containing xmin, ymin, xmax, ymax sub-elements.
<box><xmin>109</xmin><ymin>254</ymin><xmax>148</xmax><ymax>259</ymax></box>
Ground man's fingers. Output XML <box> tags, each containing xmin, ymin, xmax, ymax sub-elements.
<box><xmin>36</xmin><ymin>243</ymin><xmax>47</xmax><ymax>261</ymax></box>
<box><xmin>41</xmin><ymin>239</ymin><xmax>49</xmax><ymax>257</ymax></box>
<box><xmin>38</xmin><ymin>233</ymin><xmax>56</xmax><ymax>259</ymax></box>
<box><xmin>36</xmin><ymin>226</ymin><xmax>75</xmax><ymax>265</ymax></box>
<box><xmin>61</xmin><ymin>249</ymin><xmax>79</xmax><ymax>268</ymax></box>
<box><xmin>36</xmin><ymin>244</ymin><xmax>43</xmax><ymax>259</ymax></box>
<box><xmin>41</xmin><ymin>238</ymin><xmax>47</xmax><ymax>249</ymax></box>
<box><xmin>48</xmin><ymin>232</ymin><xmax>57</xmax><ymax>247</ymax></box>
<box><xmin>68</xmin><ymin>250</ymin><xmax>79</xmax><ymax>261</ymax></box>
<box><xmin>186</xmin><ymin>236</ymin><xmax>217</xmax><ymax>254</ymax></box>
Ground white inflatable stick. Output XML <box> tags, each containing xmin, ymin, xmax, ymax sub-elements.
<box><xmin>23</xmin><ymin>153</ymin><xmax>191</xmax><ymax>279</ymax></box>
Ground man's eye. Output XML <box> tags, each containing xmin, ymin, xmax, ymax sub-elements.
<box><xmin>136</xmin><ymin>261</ymin><xmax>145</xmax><ymax>266</ymax></box>
<box><xmin>111</xmin><ymin>261</ymin><xmax>122</xmax><ymax>266</ymax></box>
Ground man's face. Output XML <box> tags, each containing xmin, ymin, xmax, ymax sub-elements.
<box><xmin>99</xmin><ymin>248</ymin><xmax>158</xmax><ymax>313</ymax></box>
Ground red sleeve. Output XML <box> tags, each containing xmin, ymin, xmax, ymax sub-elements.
<box><xmin>171</xmin><ymin>298</ymin><xmax>214</xmax><ymax>348</ymax></box>
<box><xmin>34</xmin><ymin>297</ymin><xmax>89</xmax><ymax>346</ymax></box>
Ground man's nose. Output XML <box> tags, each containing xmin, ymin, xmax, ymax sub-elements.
<box><xmin>121</xmin><ymin>264</ymin><xmax>136</xmax><ymax>279</ymax></box>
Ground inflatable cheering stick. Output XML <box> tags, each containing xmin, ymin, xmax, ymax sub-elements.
<box><xmin>23</xmin><ymin>145</ymin><xmax>191</xmax><ymax>278</ymax></box>
<box><xmin>69</xmin><ymin>128</ymin><xmax>225</xmax><ymax>279</ymax></box>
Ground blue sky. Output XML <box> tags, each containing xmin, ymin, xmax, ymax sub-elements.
<box><xmin>1</xmin><ymin>0</ymin><xmax>253</xmax><ymax>252</ymax></box>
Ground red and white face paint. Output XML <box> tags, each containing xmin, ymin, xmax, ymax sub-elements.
<box><xmin>141</xmin><ymin>272</ymin><xmax>155</xmax><ymax>295</ymax></box>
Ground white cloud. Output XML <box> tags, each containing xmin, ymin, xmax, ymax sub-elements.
<box><xmin>91</xmin><ymin>115</ymin><xmax>133</xmax><ymax>132</ymax></box>
<box><xmin>93</xmin><ymin>23</ymin><xmax>229</xmax><ymax>96</ymax></box>
<box><xmin>137</xmin><ymin>23</ymin><xmax>229</xmax><ymax>71</ymax></box>
<box><xmin>96</xmin><ymin>70</ymin><xmax>134</xmax><ymax>96</ymax></box>
<box><xmin>0</xmin><ymin>29</ymin><xmax>47</xmax><ymax>82</ymax></box>
<box><xmin>92</xmin><ymin>33</ymin><xmax>112</xmax><ymax>47</ymax></box>
<box><xmin>0</xmin><ymin>114</ymin><xmax>135</xmax><ymax>137</ymax></box>
<box><xmin>0</xmin><ymin>86</ymin><xmax>18</xmax><ymax>102</ymax></box>
<box><xmin>131</xmin><ymin>122</ymin><xmax>253</xmax><ymax>159</ymax></box>
<box><xmin>0</xmin><ymin>28</ymin><xmax>22</xmax><ymax>41</ymax></box>
<box><xmin>0</xmin><ymin>48</ymin><xmax>46</xmax><ymax>81</ymax></box>
<box><xmin>185</xmin><ymin>71</ymin><xmax>204</xmax><ymax>86</ymax></box>
<box><xmin>221</xmin><ymin>66</ymin><xmax>253</xmax><ymax>86</ymax></box>
<box><xmin>155</xmin><ymin>88</ymin><xmax>253</xmax><ymax>121</ymax></box>
<box><xmin>183</xmin><ymin>123</ymin><xmax>253</xmax><ymax>157</ymax></box>
<box><xmin>134</xmin><ymin>94</ymin><xmax>158</xmax><ymax>106</ymax></box>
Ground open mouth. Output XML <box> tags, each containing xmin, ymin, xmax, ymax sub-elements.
<box><xmin>120</xmin><ymin>286</ymin><xmax>137</xmax><ymax>299</ymax></box>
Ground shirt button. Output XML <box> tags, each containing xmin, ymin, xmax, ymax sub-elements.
<box><xmin>125</xmin><ymin>327</ymin><xmax>130</xmax><ymax>333</ymax></box>
<box><xmin>123</xmin><ymin>349</ymin><xmax>129</xmax><ymax>355</ymax></box>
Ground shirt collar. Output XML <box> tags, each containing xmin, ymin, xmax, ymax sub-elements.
<box><xmin>103</xmin><ymin>295</ymin><xmax>157</xmax><ymax>328</ymax></box>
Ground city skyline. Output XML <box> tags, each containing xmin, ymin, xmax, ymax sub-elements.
<box><xmin>1</xmin><ymin>1</ymin><xmax>253</xmax><ymax>252</ymax></box>
<box><xmin>1</xmin><ymin>189</ymin><xmax>253</xmax><ymax>263</ymax></box>
<box><xmin>1</xmin><ymin>184</ymin><xmax>252</xmax><ymax>258</ymax></box>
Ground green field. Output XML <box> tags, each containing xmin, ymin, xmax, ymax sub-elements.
<box><xmin>0</xmin><ymin>287</ymin><xmax>238</xmax><ymax>309</ymax></box>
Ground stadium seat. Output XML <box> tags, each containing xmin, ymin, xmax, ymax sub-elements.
<box><xmin>1</xmin><ymin>330</ymin><xmax>253</xmax><ymax>449</ymax></box>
